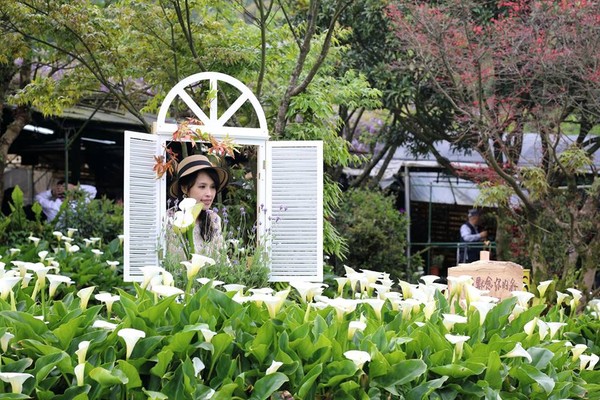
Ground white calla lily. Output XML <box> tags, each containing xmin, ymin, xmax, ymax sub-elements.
<box><xmin>445</xmin><ymin>334</ymin><xmax>470</xmax><ymax>361</ymax></box>
<box><xmin>571</xmin><ymin>344</ymin><xmax>588</xmax><ymax>361</ymax></box>
<box><xmin>92</xmin><ymin>320</ymin><xmax>118</xmax><ymax>331</ymax></box>
<box><xmin>95</xmin><ymin>292</ymin><xmax>120</xmax><ymax>316</ymax></box>
<box><xmin>266</xmin><ymin>360</ymin><xmax>284</xmax><ymax>375</ymax></box>
<box><xmin>77</xmin><ymin>286</ymin><xmax>96</xmax><ymax>310</ymax></box>
<box><xmin>0</xmin><ymin>372</ymin><xmax>34</xmax><ymax>394</ymax></box>
<box><xmin>75</xmin><ymin>340</ymin><xmax>91</xmax><ymax>364</ymax></box>
<box><xmin>74</xmin><ymin>363</ymin><xmax>85</xmax><ymax>386</ymax></box>
<box><xmin>502</xmin><ymin>342</ymin><xmax>532</xmax><ymax>363</ymax></box>
<box><xmin>442</xmin><ymin>313</ymin><xmax>468</xmax><ymax>331</ymax></box>
<box><xmin>151</xmin><ymin>285</ymin><xmax>184</xmax><ymax>298</ymax></box>
<box><xmin>1</xmin><ymin>332</ymin><xmax>14</xmax><ymax>352</ymax></box>
<box><xmin>192</xmin><ymin>357</ymin><xmax>205</xmax><ymax>377</ymax></box>
<box><xmin>536</xmin><ymin>280</ymin><xmax>553</xmax><ymax>298</ymax></box>
<box><xmin>117</xmin><ymin>328</ymin><xmax>146</xmax><ymax>359</ymax></box>
<box><xmin>344</xmin><ymin>350</ymin><xmax>371</xmax><ymax>369</ymax></box>
<box><xmin>46</xmin><ymin>274</ymin><xmax>73</xmax><ymax>297</ymax></box>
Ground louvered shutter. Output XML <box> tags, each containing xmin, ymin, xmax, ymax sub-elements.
<box><xmin>267</xmin><ymin>141</ymin><xmax>323</xmax><ymax>281</ymax></box>
<box><xmin>123</xmin><ymin>131</ymin><xmax>161</xmax><ymax>281</ymax></box>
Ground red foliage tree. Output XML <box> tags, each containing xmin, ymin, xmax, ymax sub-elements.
<box><xmin>387</xmin><ymin>0</ymin><xmax>600</xmax><ymax>294</ymax></box>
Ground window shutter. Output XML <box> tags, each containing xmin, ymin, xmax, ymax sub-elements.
<box><xmin>123</xmin><ymin>131</ymin><xmax>161</xmax><ymax>282</ymax></box>
<box><xmin>266</xmin><ymin>141</ymin><xmax>323</xmax><ymax>281</ymax></box>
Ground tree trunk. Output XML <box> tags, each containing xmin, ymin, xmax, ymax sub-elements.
<box><xmin>0</xmin><ymin>105</ymin><xmax>30</xmax><ymax>207</ymax></box>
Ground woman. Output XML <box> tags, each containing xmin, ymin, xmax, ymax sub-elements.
<box><xmin>166</xmin><ymin>154</ymin><xmax>229</xmax><ymax>260</ymax></box>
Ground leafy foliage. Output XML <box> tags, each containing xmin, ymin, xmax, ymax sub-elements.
<box><xmin>333</xmin><ymin>188</ymin><xmax>420</xmax><ymax>281</ymax></box>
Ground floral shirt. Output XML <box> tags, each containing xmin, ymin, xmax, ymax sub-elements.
<box><xmin>164</xmin><ymin>208</ymin><xmax>224</xmax><ymax>262</ymax></box>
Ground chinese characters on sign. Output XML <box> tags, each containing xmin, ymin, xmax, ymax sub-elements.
<box><xmin>448</xmin><ymin>260</ymin><xmax>524</xmax><ymax>300</ymax></box>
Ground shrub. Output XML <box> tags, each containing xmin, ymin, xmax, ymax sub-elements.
<box><xmin>333</xmin><ymin>188</ymin><xmax>420</xmax><ymax>281</ymax></box>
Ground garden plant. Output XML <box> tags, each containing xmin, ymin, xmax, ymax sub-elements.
<box><xmin>0</xmin><ymin>222</ymin><xmax>599</xmax><ymax>399</ymax></box>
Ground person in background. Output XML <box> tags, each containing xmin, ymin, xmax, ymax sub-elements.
<box><xmin>457</xmin><ymin>209</ymin><xmax>488</xmax><ymax>263</ymax></box>
<box><xmin>35</xmin><ymin>178</ymin><xmax>97</xmax><ymax>222</ymax></box>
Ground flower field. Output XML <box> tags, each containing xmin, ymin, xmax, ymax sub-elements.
<box><xmin>0</xmin><ymin>232</ymin><xmax>599</xmax><ymax>399</ymax></box>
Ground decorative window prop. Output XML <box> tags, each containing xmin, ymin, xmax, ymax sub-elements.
<box><xmin>124</xmin><ymin>72</ymin><xmax>323</xmax><ymax>282</ymax></box>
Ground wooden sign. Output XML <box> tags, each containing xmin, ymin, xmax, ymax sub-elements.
<box><xmin>448</xmin><ymin>260</ymin><xmax>524</xmax><ymax>300</ymax></box>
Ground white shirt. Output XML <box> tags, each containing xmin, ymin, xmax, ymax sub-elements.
<box><xmin>35</xmin><ymin>184</ymin><xmax>97</xmax><ymax>221</ymax></box>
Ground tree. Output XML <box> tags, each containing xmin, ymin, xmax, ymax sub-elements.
<box><xmin>1</xmin><ymin>0</ymin><xmax>385</xmax><ymax>260</ymax></box>
<box><xmin>386</xmin><ymin>0</ymin><xmax>600</xmax><ymax>293</ymax></box>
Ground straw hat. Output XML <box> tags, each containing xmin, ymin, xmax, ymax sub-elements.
<box><xmin>169</xmin><ymin>155</ymin><xmax>229</xmax><ymax>198</ymax></box>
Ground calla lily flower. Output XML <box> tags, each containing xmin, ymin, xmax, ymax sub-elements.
<box><xmin>344</xmin><ymin>350</ymin><xmax>371</xmax><ymax>369</ymax></box>
<box><xmin>75</xmin><ymin>340</ymin><xmax>91</xmax><ymax>364</ymax></box>
<box><xmin>200</xmin><ymin>328</ymin><xmax>217</xmax><ymax>343</ymax></box>
<box><xmin>511</xmin><ymin>291</ymin><xmax>535</xmax><ymax>308</ymax></box>
<box><xmin>470</xmin><ymin>301</ymin><xmax>496</xmax><ymax>325</ymax></box>
<box><xmin>9</xmin><ymin>248</ymin><xmax>20</xmax><ymax>256</ymax></box>
<box><xmin>261</xmin><ymin>292</ymin><xmax>288</xmax><ymax>319</ymax></box>
<box><xmin>1</xmin><ymin>332</ymin><xmax>14</xmax><ymax>352</ymax></box>
<box><xmin>423</xmin><ymin>300</ymin><xmax>437</xmax><ymax>320</ymax></box>
<box><xmin>106</xmin><ymin>261</ymin><xmax>120</xmax><ymax>270</ymax></box>
<box><xmin>420</xmin><ymin>275</ymin><xmax>440</xmax><ymax>286</ymax></box>
<box><xmin>139</xmin><ymin>266</ymin><xmax>165</xmax><ymax>289</ymax></box>
<box><xmin>172</xmin><ymin>210</ymin><xmax>195</xmax><ymax>232</ymax></box>
<box><xmin>290</xmin><ymin>281</ymin><xmax>327</xmax><ymax>303</ymax></box>
<box><xmin>445</xmin><ymin>334</ymin><xmax>470</xmax><ymax>361</ymax></box>
<box><xmin>178</xmin><ymin>197</ymin><xmax>197</xmax><ymax>212</ymax></box>
<box><xmin>196</xmin><ymin>278</ymin><xmax>224</xmax><ymax>287</ymax></box>
<box><xmin>579</xmin><ymin>353</ymin><xmax>599</xmax><ymax>371</ymax></box>
<box><xmin>92</xmin><ymin>320</ymin><xmax>118</xmax><ymax>331</ymax></box>
<box><xmin>181</xmin><ymin>254</ymin><xmax>216</xmax><ymax>280</ymax></box>
<box><xmin>53</xmin><ymin>231</ymin><xmax>64</xmax><ymax>241</ymax></box>
<box><xmin>46</xmin><ymin>274</ymin><xmax>73</xmax><ymax>298</ymax></box>
<box><xmin>95</xmin><ymin>292</ymin><xmax>120</xmax><ymax>316</ymax></box>
<box><xmin>192</xmin><ymin>357</ymin><xmax>205</xmax><ymax>377</ymax></box>
<box><xmin>571</xmin><ymin>344</ymin><xmax>588</xmax><ymax>361</ymax></box>
<box><xmin>443</xmin><ymin>313</ymin><xmax>468</xmax><ymax>331</ymax></box>
<box><xmin>38</xmin><ymin>251</ymin><xmax>49</xmax><ymax>261</ymax></box>
<box><xmin>151</xmin><ymin>285</ymin><xmax>184</xmax><ymax>298</ymax></box>
<box><xmin>118</xmin><ymin>328</ymin><xmax>146</xmax><ymax>359</ymax></box>
<box><xmin>223</xmin><ymin>284</ymin><xmax>245</xmax><ymax>294</ymax></box>
<box><xmin>327</xmin><ymin>297</ymin><xmax>358</xmax><ymax>322</ymax></box>
<box><xmin>537</xmin><ymin>280</ymin><xmax>553</xmax><ymax>298</ymax></box>
<box><xmin>546</xmin><ymin>322</ymin><xmax>566</xmax><ymax>340</ymax></box>
<box><xmin>74</xmin><ymin>364</ymin><xmax>85</xmax><ymax>386</ymax></box>
<box><xmin>67</xmin><ymin>228</ymin><xmax>78</xmax><ymax>237</ymax></box>
<box><xmin>362</xmin><ymin>298</ymin><xmax>386</xmax><ymax>320</ymax></box>
<box><xmin>524</xmin><ymin>318</ymin><xmax>538</xmax><ymax>337</ymax></box>
<box><xmin>91</xmin><ymin>249</ymin><xmax>103</xmax><ymax>256</ymax></box>
<box><xmin>348</xmin><ymin>319</ymin><xmax>367</xmax><ymax>339</ymax></box>
<box><xmin>334</xmin><ymin>277</ymin><xmax>348</xmax><ymax>296</ymax></box>
<box><xmin>0</xmin><ymin>276</ymin><xmax>22</xmax><ymax>300</ymax></box>
<box><xmin>0</xmin><ymin>372</ymin><xmax>34</xmax><ymax>394</ymax></box>
<box><xmin>556</xmin><ymin>291</ymin><xmax>570</xmax><ymax>306</ymax></box>
<box><xmin>77</xmin><ymin>286</ymin><xmax>96</xmax><ymax>310</ymax></box>
<box><xmin>566</xmin><ymin>288</ymin><xmax>582</xmax><ymax>308</ymax></box>
<box><xmin>28</xmin><ymin>236</ymin><xmax>41</xmax><ymax>246</ymax></box>
<box><xmin>447</xmin><ymin>275</ymin><xmax>473</xmax><ymax>298</ymax></box>
<box><xmin>536</xmin><ymin>320</ymin><xmax>549</xmax><ymax>340</ymax></box>
<box><xmin>503</xmin><ymin>342</ymin><xmax>532</xmax><ymax>363</ymax></box>
<box><xmin>266</xmin><ymin>360</ymin><xmax>283</xmax><ymax>375</ymax></box>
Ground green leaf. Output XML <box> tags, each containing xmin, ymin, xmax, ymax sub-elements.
<box><xmin>321</xmin><ymin>360</ymin><xmax>358</xmax><ymax>387</ymax></box>
<box><xmin>248</xmin><ymin>372</ymin><xmax>289</xmax><ymax>400</ymax></box>
<box><xmin>117</xmin><ymin>360</ymin><xmax>142</xmax><ymax>389</ymax></box>
<box><xmin>150</xmin><ymin>349</ymin><xmax>174</xmax><ymax>378</ymax></box>
<box><xmin>407</xmin><ymin>376</ymin><xmax>449</xmax><ymax>400</ymax></box>
<box><xmin>372</xmin><ymin>359</ymin><xmax>427</xmax><ymax>387</ymax></box>
<box><xmin>89</xmin><ymin>367</ymin><xmax>128</xmax><ymax>386</ymax></box>
<box><xmin>297</xmin><ymin>364</ymin><xmax>323</xmax><ymax>399</ymax></box>
<box><xmin>511</xmin><ymin>364</ymin><xmax>555</xmax><ymax>394</ymax></box>
<box><xmin>430</xmin><ymin>362</ymin><xmax>485</xmax><ymax>379</ymax></box>
<box><xmin>483</xmin><ymin>351</ymin><xmax>503</xmax><ymax>390</ymax></box>
<box><xmin>527</xmin><ymin>347</ymin><xmax>554</xmax><ymax>369</ymax></box>
<box><xmin>52</xmin><ymin>315</ymin><xmax>85</xmax><ymax>349</ymax></box>
<box><xmin>1</xmin><ymin>311</ymin><xmax>49</xmax><ymax>339</ymax></box>
<box><xmin>166</xmin><ymin>331</ymin><xmax>196</xmax><ymax>353</ymax></box>
<box><xmin>33</xmin><ymin>352</ymin><xmax>71</xmax><ymax>381</ymax></box>
<box><xmin>139</xmin><ymin>295</ymin><xmax>177</xmax><ymax>322</ymax></box>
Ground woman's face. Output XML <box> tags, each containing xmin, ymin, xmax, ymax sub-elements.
<box><xmin>186</xmin><ymin>171</ymin><xmax>217</xmax><ymax>210</ymax></box>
